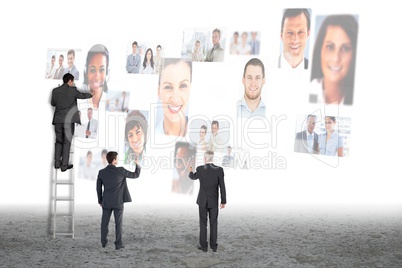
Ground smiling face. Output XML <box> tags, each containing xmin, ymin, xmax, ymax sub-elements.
<box><xmin>87</xmin><ymin>108</ymin><xmax>93</xmax><ymax>121</ymax></box>
<box><xmin>86</xmin><ymin>152</ymin><xmax>93</xmax><ymax>165</ymax></box>
<box><xmin>67</xmin><ymin>53</ymin><xmax>75</xmax><ymax>68</ymax></box>
<box><xmin>195</xmin><ymin>41</ymin><xmax>200</xmax><ymax>51</ymax></box>
<box><xmin>146</xmin><ymin>49</ymin><xmax>152</xmax><ymax>62</ymax></box>
<box><xmin>132</xmin><ymin>44</ymin><xmax>138</xmax><ymax>54</ymax></box>
<box><xmin>127</xmin><ymin>124</ymin><xmax>144</xmax><ymax>155</ymax></box>
<box><xmin>242</xmin><ymin>64</ymin><xmax>265</xmax><ymax>101</ymax></box>
<box><xmin>306</xmin><ymin>115</ymin><xmax>316</xmax><ymax>134</ymax></box>
<box><xmin>211</xmin><ymin>123</ymin><xmax>219</xmax><ymax>135</ymax></box>
<box><xmin>321</xmin><ymin>25</ymin><xmax>353</xmax><ymax>84</ymax></box>
<box><xmin>281</xmin><ymin>13</ymin><xmax>310</xmax><ymax>62</ymax></box>
<box><xmin>158</xmin><ymin>61</ymin><xmax>191</xmax><ymax>124</ymax></box>
<box><xmin>175</xmin><ymin>146</ymin><xmax>190</xmax><ymax>176</ymax></box>
<box><xmin>58</xmin><ymin>56</ymin><xmax>64</xmax><ymax>67</ymax></box>
<box><xmin>87</xmin><ymin>53</ymin><xmax>107</xmax><ymax>93</ymax></box>
<box><xmin>199</xmin><ymin>127</ymin><xmax>206</xmax><ymax>139</ymax></box>
<box><xmin>324</xmin><ymin>117</ymin><xmax>336</xmax><ymax>132</ymax></box>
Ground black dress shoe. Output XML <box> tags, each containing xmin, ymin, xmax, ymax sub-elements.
<box><xmin>54</xmin><ymin>164</ymin><xmax>60</xmax><ymax>169</ymax></box>
<box><xmin>115</xmin><ymin>245</ymin><xmax>125</xmax><ymax>250</ymax></box>
<box><xmin>212</xmin><ymin>248</ymin><xmax>217</xmax><ymax>252</ymax></box>
<box><xmin>61</xmin><ymin>164</ymin><xmax>73</xmax><ymax>172</ymax></box>
<box><xmin>197</xmin><ymin>245</ymin><xmax>207</xmax><ymax>252</ymax></box>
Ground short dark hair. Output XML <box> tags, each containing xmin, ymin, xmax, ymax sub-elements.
<box><xmin>101</xmin><ymin>149</ymin><xmax>108</xmax><ymax>156</ymax></box>
<box><xmin>132</xmin><ymin>41</ymin><xmax>138</xmax><ymax>47</ymax></box>
<box><xmin>157</xmin><ymin>45</ymin><xmax>162</xmax><ymax>49</ymax></box>
<box><xmin>307</xmin><ymin>114</ymin><xmax>317</xmax><ymax>120</ymax></box>
<box><xmin>213</xmin><ymin>28</ymin><xmax>221</xmax><ymax>37</ymax></box>
<box><xmin>51</xmin><ymin>55</ymin><xmax>56</xmax><ymax>60</ymax></box>
<box><xmin>211</xmin><ymin>120</ymin><xmax>219</xmax><ymax>128</ymax></box>
<box><xmin>67</xmin><ymin>49</ymin><xmax>75</xmax><ymax>58</ymax></box>
<box><xmin>281</xmin><ymin>9</ymin><xmax>311</xmax><ymax>33</ymax></box>
<box><xmin>63</xmin><ymin>73</ymin><xmax>74</xmax><ymax>84</ymax></box>
<box><xmin>243</xmin><ymin>58</ymin><xmax>265</xmax><ymax>78</ymax></box>
<box><xmin>325</xmin><ymin>116</ymin><xmax>336</xmax><ymax>123</ymax></box>
<box><xmin>106</xmin><ymin>151</ymin><xmax>118</xmax><ymax>164</ymax></box>
<box><xmin>200</xmin><ymin>125</ymin><xmax>207</xmax><ymax>132</ymax></box>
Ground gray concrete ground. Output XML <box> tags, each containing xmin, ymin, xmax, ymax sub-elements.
<box><xmin>1</xmin><ymin>204</ymin><xmax>402</xmax><ymax>267</ymax></box>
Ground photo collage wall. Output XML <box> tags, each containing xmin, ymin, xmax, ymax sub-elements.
<box><xmin>46</xmin><ymin>8</ymin><xmax>359</xmax><ymax>195</ymax></box>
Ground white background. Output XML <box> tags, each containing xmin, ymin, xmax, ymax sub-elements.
<box><xmin>1</xmin><ymin>0</ymin><xmax>400</xmax><ymax>208</ymax></box>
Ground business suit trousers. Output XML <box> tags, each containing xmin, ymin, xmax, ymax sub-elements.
<box><xmin>199</xmin><ymin>205</ymin><xmax>219</xmax><ymax>250</ymax></box>
<box><xmin>54</xmin><ymin>123</ymin><xmax>75</xmax><ymax>168</ymax></box>
<box><xmin>101</xmin><ymin>205</ymin><xmax>124</xmax><ymax>247</ymax></box>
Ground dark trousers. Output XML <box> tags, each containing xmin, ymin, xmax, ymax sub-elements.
<box><xmin>101</xmin><ymin>205</ymin><xmax>124</xmax><ymax>246</ymax></box>
<box><xmin>199</xmin><ymin>205</ymin><xmax>219</xmax><ymax>250</ymax></box>
<box><xmin>54</xmin><ymin>123</ymin><xmax>75</xmax><ymax>168</ymax></box>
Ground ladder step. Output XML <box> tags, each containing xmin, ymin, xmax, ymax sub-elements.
<box><xmin>54</xmin><ymin>232</ymin><xmax>74</xmax><ymax>236</ymax></box>
<box><xmin>56</xmin><ymin>198</ymin><xmax>74</xmax><ymax>201</ymax></box>
<box><xmin>56</xmin><ymin>182</ymin><xmax>74</xmax><ymax>185</ymax></box>
<box><xmin>55</xmin><ymin>214</ymin><xmax>73</xmax><ymax>218</ymax></box>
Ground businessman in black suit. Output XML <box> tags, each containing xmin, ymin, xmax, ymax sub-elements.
<box><xmin>294</xmin><ymin>114</ymin><xmax>319</xmax><ymax>154</ymax></box>
<box><xmin>51</xmin><ymin>73</ymin><xmax>92</xmax><ymax>171</ymax></box>
<box><xmin>96</xmin><ymin>151</ymin><xmax>141</xmax><ymax>250</ymax></box>
<box><xmin>189</xmin><ymin>150</ymin><xmax>226</xmax><ymax>252</ymax></box>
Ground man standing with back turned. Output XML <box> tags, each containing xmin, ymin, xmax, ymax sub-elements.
<box><xmin>51</xmin><ymin>73</ymin><xmax>92</xmax><ymax>171</ymax></box>
<box><xmin>189</xmin><ymin>150</ymin><xmax>226</xmax><ymax>252</ymax></box>
<box><xmin>97</xmin><ymin>151</ymin><xmax>141</xmax><ymax>250</ymax></box>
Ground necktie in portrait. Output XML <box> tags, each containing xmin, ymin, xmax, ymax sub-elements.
<box><xmin>308</xmin><ymin>134</ymin><xmax>313</xmax><ymax>153</ymax></box>
<box><xmin>86</xmin><ymin>120</ymin><xmax>90</xmax><ymax>138</ymax></box>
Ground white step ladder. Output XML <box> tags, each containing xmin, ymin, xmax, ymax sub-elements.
<box><xmin>53</xmin><ymin>141</ymin><xmax>75</xmax><ymax>239</ymax></box>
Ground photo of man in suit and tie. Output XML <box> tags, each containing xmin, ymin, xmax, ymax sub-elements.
<box><xmin>278</xmin><ymin>8</ymin><xmax>311</xmax><ymax>70</ymax></box>
<box><xmin>189</xmin><ymin>150</ymin><xmax>226</xmax><ymax>252</ymax></box>
<box><xmin>84</xmin><ymin>107</ymin><xmax>98</xmax><ymax>139</ymax></box>
<box><xmin>204</xmin><ymin>28</ymin><xmax>225</xmax><ymax>62</ymax></box>
<box><xmin>54</xmin><ymin>54</ymin><xmax>65</xmax><ymax>80</ymax></box>
<box><xmin>96</xmin><ymin>151</ymin><xmax>141</xmax><ymax>250</ymax></box>
<box><xmin>126</xmin><ymin>41</ymin><xmax>141</xmax><ymax>73</ymax></box>
<box><xmin>63</xmin><ymin>49</ymin><xmax>80</xmax><ymax>80</ymax></box>
<box><xmin>294</xmin><ymin>114</ymin><xmax>319</xmax><ymax>154</ymax></box>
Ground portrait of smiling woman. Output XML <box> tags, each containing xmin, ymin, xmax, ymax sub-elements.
<box><xmin>156</xmin><ymin>58</ymin><xmax>192</xmax><ymax>137</ymax></box>
<box><xmin>309</xmin><ymin>14</ymin><xmax>358</xmax><ymax>105</ymax></box>
<box><xmin>83</xmin><ymin>44</ymin><xmax>109</xmax><ymax>109</ymax></box>
<box><xmin>124</xmin><ymin>110</ymin><xmax>148</xmax><ymax>165</ymax></box>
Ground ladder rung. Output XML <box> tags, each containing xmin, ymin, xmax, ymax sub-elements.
<box><xmin>56</xmin><ymin>198</ymin><xmax>74</xmax><ymax>201</ymax></box>
<box><xmin>54</xmin><ymin>232</ymin><xmax>74</xmax><ymax>236</ymax></box>
<box><xmin>55</xmin><ymin>214</ymin><xmax>73</xmax><ymax>218</ymax></box>
<box><xmin>56</xmin><ymin>182</ymin><xmax>74</xmax><ymax>185</ymax></box>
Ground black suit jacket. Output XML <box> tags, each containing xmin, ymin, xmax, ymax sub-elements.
<box><xmin>294</xmin><ymin>131</ymin><xmax>319</xmax><ymax>154</ymax></box>
<box><xmin>96</xmin><ymin>164</ymin><xmax>141</xmax><ymax>208</ymax></box>
<box><xmin>189</xmin><ymin>163</ymin><xmax>226</xmax><ymax>208</ymax></box>
<box><xmin>51</xmin><ymin>83</ymin><xmax>92</xmax><ymax>125</ymax></box>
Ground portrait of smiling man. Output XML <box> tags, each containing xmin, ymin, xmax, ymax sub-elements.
<box><xmin>278</xmin><ymin>8</ymin><xmax>311</xmax><ymax>70</ymax></box>
<box><xmin>237</xmin><ymin>58</ymin><xmax>266</xmax><ymax>118</ymax></box>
